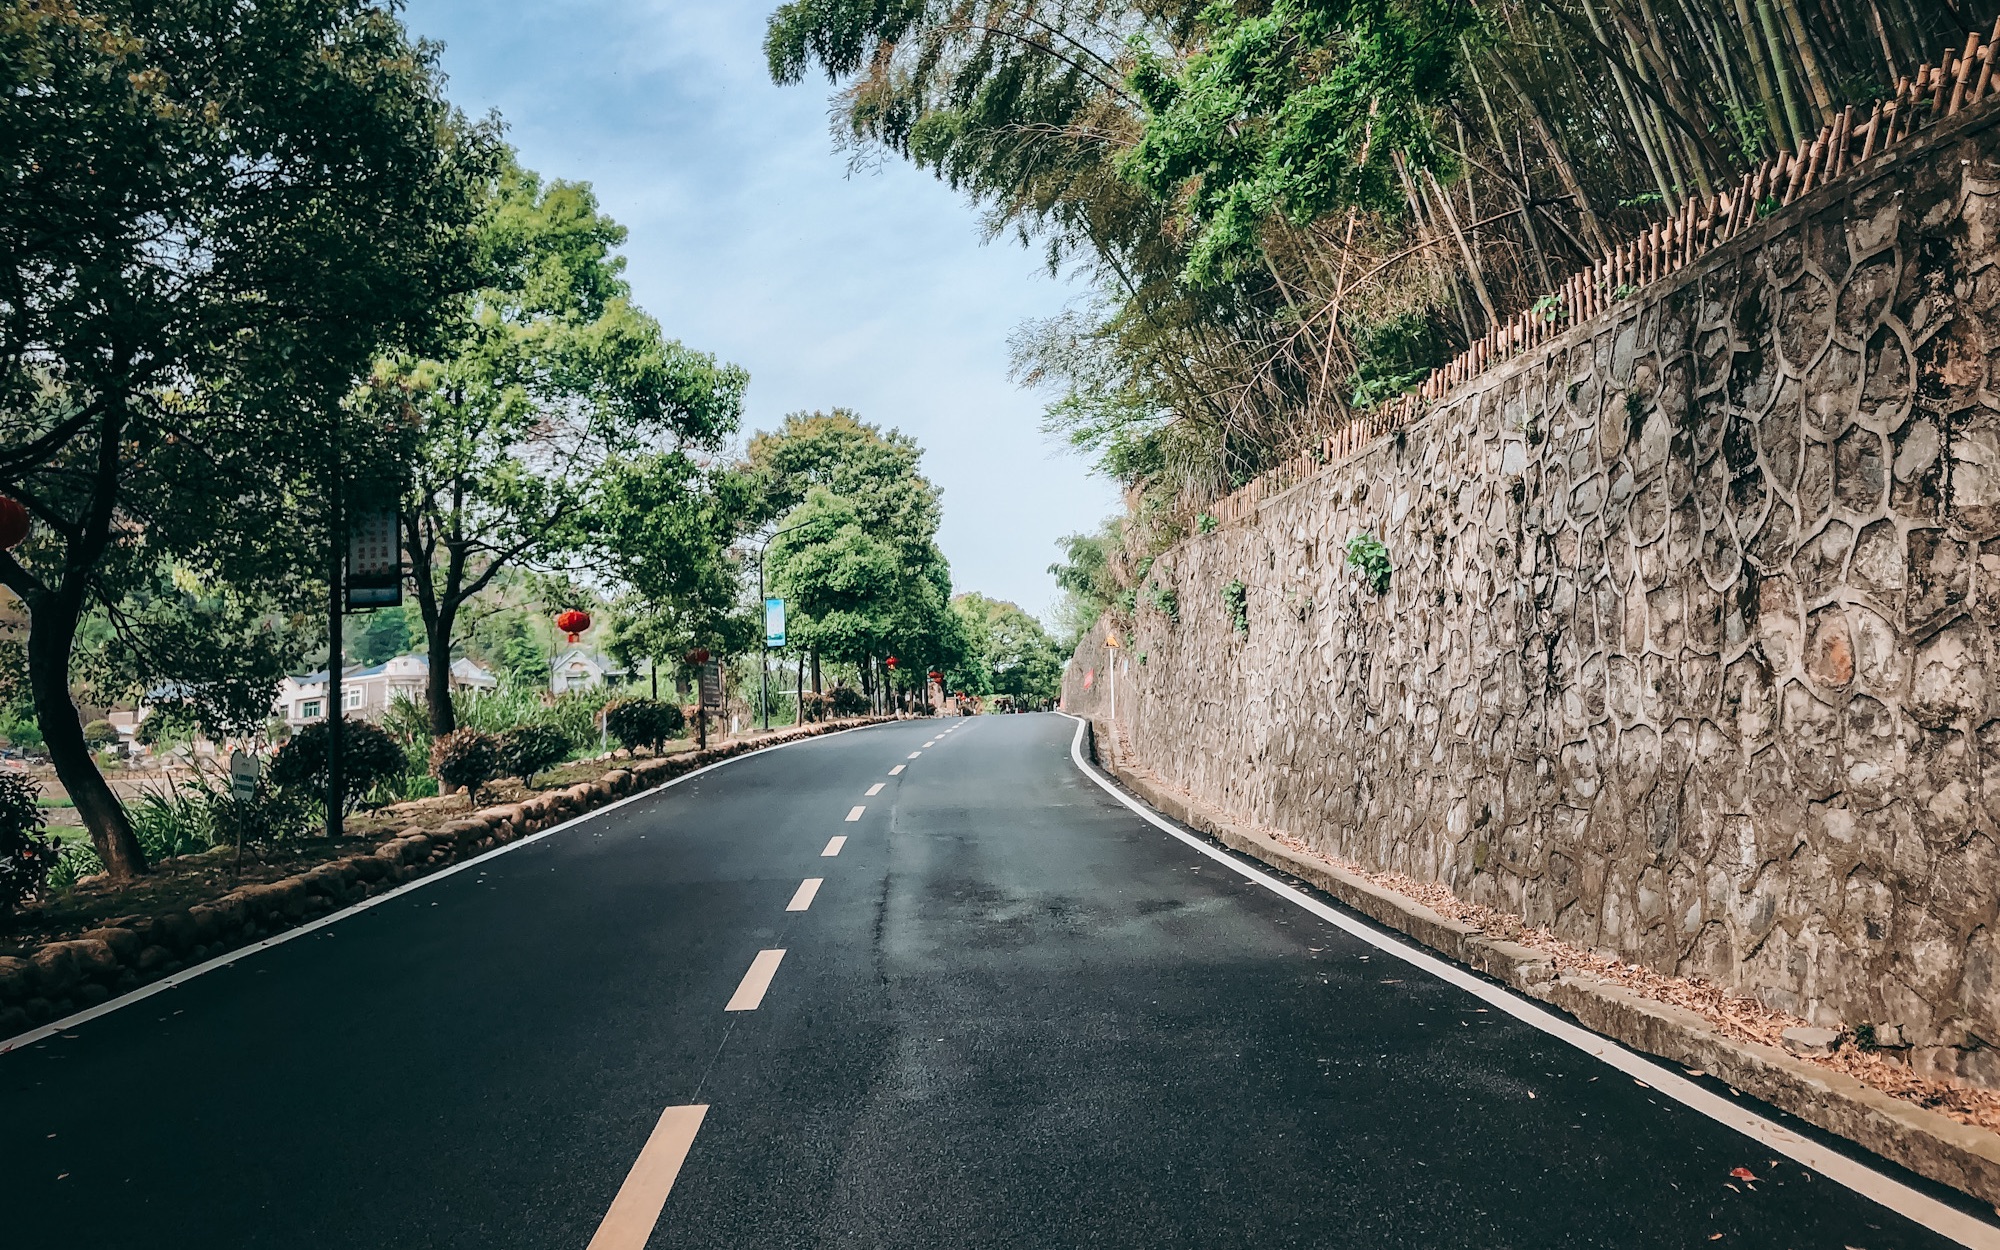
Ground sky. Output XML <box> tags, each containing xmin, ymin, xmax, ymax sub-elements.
<box><xmin>399</xmin><ymin>0</ymin><xmax>1120</xmax><ymax>621</ymax></box>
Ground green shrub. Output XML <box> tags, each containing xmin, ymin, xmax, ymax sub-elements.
<box><xmin>829</xmin><ymin>686</ymin><xmax>869</xmax><ymax>717</ymax></box>
<box><xmin>498</xmin><ymin>723</ymin><xmax>572</xmax><ymax>782</ymax></box>
<box><xmin>1344</xmin><ymin>533</ymin><xmax>1392</xmax><ymax>596</ymax></box>
<box><xmin>270</xmin><ymin>718</ymin><xmax>404</xmax><ymax>812</ymax></box>
<box><xmin>0</xmin><ymin>711</ymin><xmax>43</xmax><ymax>751</ymax></box>
<box><xmin>1197</xmin><ymin>512</ymin><xmax>1218</xmax><ymax>534</ymax></box>
<box><xmin>1147</xmin><ymin>583</ymin><xmax>1179</xmax><ymax>623</ymax></box>
<box><xmin>47</xmin><ymin>838</ymin><xmax>101</xmax><ymax>894</ymax></box>
<box><xmin>83</xmin><ymin>719</ymin><xmax>118</xmax><ymax>746</ymax></box>
<box><xmin>1222</xmin><ymin>579</ymin><xmax>1249</xmax><ymax>635</ymax></box>
<box><xmin>431</xmin><ymin>729</ymin><xmax>500</xmax><ymax>802</ymax></box>
<box><xmin>0</xmin><ymin>772</ymin><xmax>59</xmax><ymax>920</ymax></box>
<box><xmin>453</xmin><ymin>689</ymin><xmax>605</xmax><ymax>747</ymax></box>
<box><xmin>603</xmin><ymin>698</ymin><xmax>684</xmax><ymax>753</ymax></box>
<box><xmin>128</xmin><ymin>773</ymin><xmax>318</xmax><ymax>858</ymax></box>
<box><xmin>798</xmin><ymin>691</ymin><xmax>830</xmax><ymax>723</ymax></box>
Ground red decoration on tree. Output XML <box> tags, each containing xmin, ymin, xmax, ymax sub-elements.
<box><xmin>0</xmin><ymin>497</ymin><xmax>28</xmax><ymax>551</ymax></box>
<box><xmin>555</xmin><ymin>609</ymin><xmax>592</xmax><ymax>643</ymax></box>
<box><xmin>685</xmin><ymin>647</ymin><xmax>710</xmax><ymax>666</ymax></box>
<box><xmin>885</xmin><ymin>656</ymin><xmax>898</xmax><ymax>669</ymax></box>
<box><xmin>928</xmin><ymin>670</ymin><xmax>943</xmax><ymax>683</ymax></box>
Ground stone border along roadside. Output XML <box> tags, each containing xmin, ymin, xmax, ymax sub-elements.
<box><xmin>0</xmin><ymin>717</ymin><xmax>898</xmax><ymax>1052</ymax></box>
<box><xmin>1074</xmin><ymin>717</ymin><xmax>2000</xmax><ymax>1212</ymax></box>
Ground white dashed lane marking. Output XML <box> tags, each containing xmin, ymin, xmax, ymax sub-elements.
<box><xmin>821</xmin><ymin>836</ymin><xmax>846</xmax><ymax>857</ymax></box>
<box><xmin>866</xmin><ymin>783</ymin><xmax>884</xmax><ymax>796</ymax></box>
<box><xmin>845</xmin><ymin>806</ymin><xmax>865</xmax><ymax>821</ymax></box>
<box><xmin>889</xmin><ymin>765</ymin><xmax>905</xmax><ymax>775</ymax></box>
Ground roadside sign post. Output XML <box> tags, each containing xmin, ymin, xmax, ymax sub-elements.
<box><xmin>228</xmin><ymin>749</ymin><xmax>261</xmax><ymax>877</ymax></box>
<box><xmin>762</xmin><ymin>597</ymin><xmax>785</xmax><ymax>731</ymax></box>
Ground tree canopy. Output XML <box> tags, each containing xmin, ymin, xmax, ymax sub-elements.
<box><xmin>377</xmin><ymin>154</ymin><xmax>748</xmax><ymax>733</ymax></box>
<box><xmin>0</xmin><ymin>0</ymin><xmax>498</xmax><ymax>876</ymax></box>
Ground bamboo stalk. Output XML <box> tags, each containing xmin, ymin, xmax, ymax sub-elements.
<box><xmin>1862</xmin><ymin>100</ymin><xmax>1882</xmax><ymax>161</ymax></box>
<box><xmin>1979</xmin><ymin>17</ymin><xmax>2000</xmax><ymax>104</ymax></box>
<box><xmin>1799</xmin><ymin>132</ymin><xmax>1827</xmax><ymax>196</ymax></box>
<box><xmin>1951</xmin><ymin>33</ymin><xmax>1980</xmax><ymax>115</ymax></box>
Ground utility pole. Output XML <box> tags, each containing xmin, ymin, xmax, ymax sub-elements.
<box><xmin>325</xmin><ymin>427</ymin><xmax>344</xmax><ymax>841</ymax></box>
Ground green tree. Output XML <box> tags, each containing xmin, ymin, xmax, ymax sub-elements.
<box><xmin>749</xmin><ymin>413</ymin><xmax>967</xmax><ymax>703</ymax></box>
<box><xmin>1048</xmin><ymin>520</ymin><xmax>1125</xmax><ymax>649</ymax></box>
<box><xmin>0</xmin><ymin>0</ymin><xmax>495</xmax><ymax>878</ymax></box>
<box><xmin>953</xmin><ymin>594</ymin><xmax>1064</xmax><ymax>702</ymax></box>
<box><xmin>595</xmin><ymin>457</ymin><xmax>758</xmax><ymax>683</ymax></box>
<box><xmin>382</xmin><ymin>156</ymin><xmax>747</xmax><ymax>736</ymax></box>
<box><xmin>348</xmin><ymin>605</ymin><xmax>416</xmax><ymax>668</ymax></box>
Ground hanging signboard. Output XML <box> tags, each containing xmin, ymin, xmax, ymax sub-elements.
<box><xmin>699</xmin><ymin>660</ymin><xmax>724</xmax><ymax>709</ymax></box>
<box><xmin>345</xmin><ymin>498</ymin><xmax>402</xmax><ymax>611</ymax></box>
<box><xmin>764</xmin><ymin>598</ymin><xmax>786</xmax><ymax>649</ymax></box>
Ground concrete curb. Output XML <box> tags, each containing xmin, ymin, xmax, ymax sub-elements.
<box><xmin>1085</xmin><ymin>719</ymin><xmax>2000</xmax><ymax>1208</ymax></box>
<box><xmin>0</xmin><ymin>717</ymin><xmax>891</xmax><ymax>1042</ymax></box>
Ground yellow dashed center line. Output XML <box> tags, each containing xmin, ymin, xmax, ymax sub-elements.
<box><xmin>724</xmin><ymin>949</ymin><xmax>786</xmax><ymax>1011</ymax></box>
<box><xmin>586</xmin><ymin>1105</ymin><xmax>709</xmax><ymax>1250</ymax></box>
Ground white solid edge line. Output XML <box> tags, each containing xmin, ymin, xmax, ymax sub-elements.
<box><xmin>0</xmin><ymin>721</ymin><xmax>890</xmax><ymax>1057</ymax></box>
<box><xmin>1057</xmin><ymin>714</ymin><xmax>2000</xmax><ymax>1250</ymax></box>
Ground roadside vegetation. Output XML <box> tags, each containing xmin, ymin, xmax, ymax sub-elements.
<box><xmin>765</xmin><ymin>0</ymin><xmax>1995</xmax><ymax>627</ymax></box>
<box><xmin>0</xmin><ymin>1</ymin><xmax>1067</xmax><ymax>924</ymax></box>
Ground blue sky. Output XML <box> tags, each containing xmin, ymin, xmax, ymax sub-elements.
<box><xmin>400</xmin><ymin>0</ymin><xmax>1119</xmax><ymax>620</ymax></box>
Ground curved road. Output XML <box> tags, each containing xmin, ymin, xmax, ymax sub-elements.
<box><xmin>2</xmin><ymin>714</ymin><xmax>1990</xmax><ymax>1247</ymax></box>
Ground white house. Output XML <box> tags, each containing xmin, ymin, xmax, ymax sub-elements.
<box><xmin>549</xmin><ymin>647</ymin><xmax>628</xmax><ymax>695</ymax></box>
<box><xmin>277</xmin><ymin>654</ymin><xmax>496</xmax><ymax>729</ymax></box>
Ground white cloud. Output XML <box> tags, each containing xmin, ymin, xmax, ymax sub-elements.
<box><xmin>405</xmin><ymin>0</ymin><xmax>1120</xmax><ymax>619</ymax></box>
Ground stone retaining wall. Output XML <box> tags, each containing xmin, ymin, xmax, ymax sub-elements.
<box><xmin>1066</xmin><ymin>101</ymin><xmax>2000</xmax><ymax>1088</ymax></box>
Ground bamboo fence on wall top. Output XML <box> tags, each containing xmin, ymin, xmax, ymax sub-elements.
<box><xmin>1200</xmin><ymin>20</ymin><xmax>2000</xmax><ymax>532</ymax></box>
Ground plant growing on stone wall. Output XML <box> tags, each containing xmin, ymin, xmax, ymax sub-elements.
<box><xmin>1147</xmin><ymin>583</ymin><xmax>1179</xmax><ymax>623</ymax></box>
<box><xmin>1222</xmin><ymin>579</ymin><xmax>1249</xmax><ymax>634</ymax></box>
<box><xmin>1197</xmin><ymin>512</ymin><xmax>1218</xmax><ymax>534</ymax></box>
<box><xmin>1345</xmin><ymin>534</ymin><xmax>1392</xmax><ymax>596</ymax></box>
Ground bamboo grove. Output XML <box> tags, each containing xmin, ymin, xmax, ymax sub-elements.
<box><xmin>767</xmin><ymin>0</ymin><xmax>2000</xmax><ymax>543</ymax></box>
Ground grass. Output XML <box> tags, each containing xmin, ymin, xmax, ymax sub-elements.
<box><xmin>35</xmin><ymin>796</ymin><xmax>74</xmax><ymax>809</ymax></box>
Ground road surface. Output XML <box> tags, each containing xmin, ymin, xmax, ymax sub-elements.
<box><xmin>3</xmin><ymin>714</ymin><xmax>1991</xmax><ymax>1247</ymax></box>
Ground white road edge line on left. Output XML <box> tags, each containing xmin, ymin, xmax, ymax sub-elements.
<box><xmin>1058</xmin><ymin>714</ymin><xmax>2000</xmax><ymax>1250</ymax></box>
<box><xmin>0</xmin><ymin>721</ymin><xmax>890</xmax><ymax>1056</ymax></box>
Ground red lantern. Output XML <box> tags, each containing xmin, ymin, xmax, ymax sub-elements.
<box><xmin>885</xmin><ymin>656</ymin><xmax>898</xmax><ymax>669</ymax></box>
<box><xmin>928</xmin><ymin>670</ymin><xmax>943</xmax><ymax>683</ymax></box>
<box><xmin>685</xmin><ymin>647</ymin><xmax>710</xmax><ymax>666</ymax></box>
<box><xmin>0</xmin><ymin>497</ymin><xmax>27</xmax><ymax>551</ymax></box>
<box><xmin>555</xmin><ymin>609</ymin><xmax>591</xmax><ymax>643</ymax></box>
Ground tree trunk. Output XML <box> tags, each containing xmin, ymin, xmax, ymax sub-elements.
<box><xmin>25</xmin><ymin>589</ymin><xmax>146</xmax><ymax>879</ymax></box>
<box><xmin>425</xmin><ymin>600</ymin><xmax>457</xmax><ymax>737</ymax></box>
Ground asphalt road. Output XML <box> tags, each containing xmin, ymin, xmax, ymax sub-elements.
<box><xmin>2</xmin><ymin>714</ymin><xmax>1987</xmax><ymax>1248</ymax></box>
